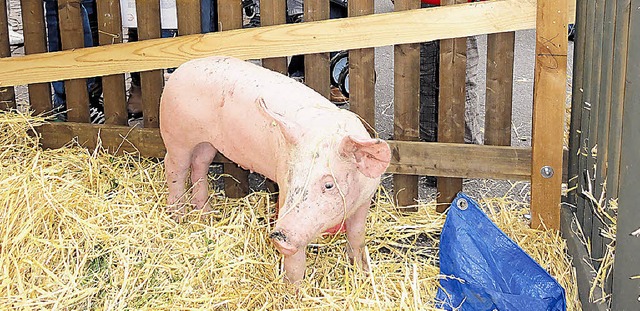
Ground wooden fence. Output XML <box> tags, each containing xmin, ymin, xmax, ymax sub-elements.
<box><xmin>565</xmin><ymin>0</ymin><xmax>640</xmax><ymax>309</ymax></box>
<box><xmin>0</xmin><ymin>0</ymin><xmax>573</xmax><ymax>229</ymax></box>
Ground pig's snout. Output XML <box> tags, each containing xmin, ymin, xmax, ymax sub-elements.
<box><xmin>269</xmin><ymin>230</ymin><xmax>298</xmax><ymax>256</ymax></box>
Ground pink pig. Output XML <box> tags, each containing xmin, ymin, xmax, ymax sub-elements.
<box><xmin>159</xmin><ymin>56</ymin><xmax>391</xmax><ymax>283</ymax></box>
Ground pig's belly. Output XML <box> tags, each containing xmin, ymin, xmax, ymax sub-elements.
<box><xmin>210</xmin><ymin>105</ymin><xmax>282</xmax><ymax>182</ymax></box>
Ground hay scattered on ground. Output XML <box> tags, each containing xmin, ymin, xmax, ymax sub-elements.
<box><xmin>578</xmin><ymin>185</ymin><xmax>618</xmax><ymax>305</ymax></box>
<box><xmin>0</xmin><ymin>112</ymin><xmax>580</xmax><ymax>310</ymax></box>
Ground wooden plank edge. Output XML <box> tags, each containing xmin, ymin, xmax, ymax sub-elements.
<box><xmin>0</xmin><ymin>0</ymin><xmax>577</xmax><ymax>87</ymax></box>
<box><xmin>35</xmin><ymin>122</ymin><xmax>532</xmax><ymax>181</ymax></box>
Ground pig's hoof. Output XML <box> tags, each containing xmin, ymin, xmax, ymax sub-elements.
<box><xmin>167</xmin><ymin>205</ymin><xmax>187</xmax><ymax>223</ymax></box>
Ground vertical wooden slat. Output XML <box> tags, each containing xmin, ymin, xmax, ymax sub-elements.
<box><xmin>261</xmin><ymin>0</ymin><xmax>288</xmax><ymax>74</ymax></box>
<box><xmin>135</xmin><ymin>0</ymin><xmax>163</xmax><ymax>128</ymax></box>
<box><xmin>59</xmin><ymin>0</ymin><xmax>90</xmax><ymax>123</ymax></box>
<box><xmin>586</xmin><ymin>0</ymin><xmax>607</xmax><ymax>183</ymax></box>
<box><xmin>97</xmin><ymin>0</ymin><xmax>127</xmax><ymax>125</ymax></box>
<box><xmin>219</xmin><ymin>0</ymin><xmax>249</xmax><ymax>198</ymax></box>
<box><xmin>304</xmin><ymin>0</ymin><xmax>330</xmax><ymax>98</ymax></box>
<box><xmin>218</xmin><ymin>0</ymin><xmax>243</xmax><ymax>30</ymax></box>
<box><xmin>591</xmin><ymin>0</ymin><xmax>617</xmax><ymax>270</ymax></box>
<box><xmin>20</xmin><ymin>0</ymin><xmax>51</xmax><ymax>114</ymax></box>
<box><xmin>260</xmin><ymin>0</ymin><xmax>287</xmax><ymax>194</ymax></box>
<box><xmin>436</xmin><ymin>0</ymin><xmax>466</xmax><ymax>211</ymax></box>
<box><xmin>348</xmin><ymin>0</ymin><xmax>375</xmax><ymax>131</ymax></box>
<box><xmin>393</xmin><ymin>0</ymin><xmax>420</xmax><ymax>211</ymax></box>
<box><xmin>577</xmin><ymin>0</ymin><xmax>597</xmax><ymax>237</ymax></box>
<box><xmin>566</xmin><ymin>0</ymin><xmax>588</xmax><ymax>213</ymax></box>
<box><xmin>606</xmin><ymin>0</ymin><xmax>631</xmax><ymax>202</ymax></box>
<box><xmin>484</xmin><ymin>32</ymin><xmax>515</xmax><ymax>146</ymax></box>
<box><xmin>584</xmin><ymin>0</ymin><xmax>606</xmax><ymax>244</ymax></box>
<box><xmin>177</xmin><ymin>0</ymin><xmax>202</xmax><ymax>35</ymax></box>
<box><xmin>583</xmin><ymin>0</ymin><xmax>606</xmax><ymax>241</ymax></box>
<box><xmin>0</xmin><ymin>0</ymin><xmax>15</xmax><ymax>110</ymax></box>
<box><xmin>530</xmin><ymin>0</ymin><xmax>568</xmax><ymax>230</ymax></box>
<box><xmin>612</xmin><ymin>3</ymin><xmax>640</xmax><ymax>308</ymax></box>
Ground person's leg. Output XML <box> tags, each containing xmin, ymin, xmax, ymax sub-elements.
<box><xmin>44</xmin><ymin>0</ymin><xmax>66</xmax><ymax>112</ymax></box>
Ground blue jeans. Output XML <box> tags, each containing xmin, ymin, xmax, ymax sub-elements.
<box><xmin>44</xmin><ymin>0</ymin><xmax>99</xmax><ymax>110</ymax></box>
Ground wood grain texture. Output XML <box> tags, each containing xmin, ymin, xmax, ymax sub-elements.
<box><xmin>177</xmin><ymin>0</ymin><xmax>202</xmax><ymax>35</ymax></box>
<box><xmin>35</xmin><ymin>122</ymin><xmax>532</xmax><ymax>181</ymax></box>
<box><xmin>388</xmin><ymin>141</ymin><xmax>531</xmax><ymax>180</ymax></box>
<box><xmin>135</xmin><ymin>0</ymin><xmax>163</xmax><ymax>128</ymax></box>
<box><xmin>19</xmin><ymin>0</ymin><xmax>51</xmax><ymax>114</ymax></box>
<box><xmin>0</xmin><ymin>0</ymin><xmax>15</xmax><ymax>110</ymax></box>
<box><xmin>393</xmin><ymin>0</ymin><xmax>421</xmax><ymax>211</ymax></box>
<box><xmin>530</xmin><ymin>0</ymin><xmax>568</xmax><ymax>230</ymax></box>
<box><xmin>59</xmin><ymin>0</ymin><xmax>90</xmax><ymax>123</ymax></box>
<box><xmin>0</xmin><ymin>0</ymin><xmax>577</xmax><ymax>87</ymax></box>
<box><xmin>611</xmin><ymin>1</ymin><xmax>640</xmax><ymax>308</ymax></box>
<box><xmin>484</xmin><ymin>31</ymin><xmax>515</xmax><ymax>146</ymax></box>
<box><xmin>304</xmin><ymin>0</ymin><xmax>330</xmax><ymax>98</ymax></box>
<box><xmin>566</xmin><ymin>0</ymin><xmax>587</xmax><ymax>209</ymax></box>
<box><xmin>436</xmin><ymin>0</ymin><xmax>466</xmax><ymax>211</ymax></box>
<box><xmin>348</xmin><ymin>0</ymin><xmax>375</xmax><ymax>129</ymax></box>
<box><xmin>261</xmin><ymin>0</ymin><xmax>288</xmax><ymax>74</ymax></box>
<box><xmin>97</xmin><ymin>0</ymin><xmax>127</xmax><ymax>125</ymax></box>
<box><xmin>219</xmin><ymin>0</ymin><xmax>249</xmax><ymax>198</ymax></box>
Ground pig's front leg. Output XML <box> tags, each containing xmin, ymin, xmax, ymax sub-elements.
<box><xmin>345</xmin><ymin>202</ymin><xmax>370</xmax><ymax>272</ymax></box>
<box><xmin>283</xmin><ymin>250</ymin><xmax>306</xmax><ymax>284</ymax></box>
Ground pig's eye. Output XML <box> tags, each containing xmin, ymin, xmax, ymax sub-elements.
<box><xmin>324</xmin><ymin>182</ymin><xmax>335</xmax><ymax>190</ymax></box>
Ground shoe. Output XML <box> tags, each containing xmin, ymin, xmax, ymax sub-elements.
<box><xmin>330</xmin><ymin>86</ymin><xmax>348</xmax><ymax>105</ymax></box>
<box><xmin>127</xmin><ymin>84</ymin><xmax>143</xmax><ymax>119</ymax></box>
<box><xmin>8</xmin><ymin>28</ymin><xmax>23</xmax><ymax>46</ymax></box>
<box><xmin>89</xmin><ymin>106</ymin><xmax>105</xmax><ymax>124</ymax></box>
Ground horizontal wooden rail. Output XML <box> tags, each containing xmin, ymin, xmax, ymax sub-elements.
<box><xmin>36</xmin><ymin>122</ymin><xmax>532</xmax><ymax>181</ymax></box>
<box><xmin>0</xmin><ymin>0</ymin><xmax>576</xmax><ymax>87</ymax></box>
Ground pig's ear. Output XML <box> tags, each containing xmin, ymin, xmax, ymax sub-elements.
<box><xmin>257</xmin><ymin>97</ymin><xmax>301</xmax><ymax>145</ymax></box>
<box><xmin>340</xmin><ymin>135</ymin><xmax>391</xmax><ymax>178</ymax></box>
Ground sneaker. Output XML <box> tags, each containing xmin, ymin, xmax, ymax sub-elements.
<box><xmin>89</xmin><ymin>106</ymin><xmax>105</xmax><ymax>124</ymax></box>
<box><xmin>330</xmin><ymin>86</ymin><xmax>348</xmax><ymax>105</ymax></box>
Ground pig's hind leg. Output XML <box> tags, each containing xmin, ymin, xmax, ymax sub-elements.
<box><xmin>190</xmin><ymin>142</ymin><xmax>217</xmax><ymax>212</ymax></box>
<box><xmin>165</xmin><ymin>148</ymin><xmax>192</xmax><ymax>221</ymax></box>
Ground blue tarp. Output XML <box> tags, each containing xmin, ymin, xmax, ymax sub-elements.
<box><xmin>435</xmin><ymin>193</ymin><xmax>566</xmax><ymax>311</ymax></box>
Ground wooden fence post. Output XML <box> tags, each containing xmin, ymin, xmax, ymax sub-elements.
<box><xmin>19</xmin><ymin>0</ymin><xmax>51</xmax><ymax>114</ymax></box>
<box><xmin>349</xmin><ymin>0</ymin><xmax>375</xmax><ymax>130</ymax></box>
<box><xmin>0</xmin><ymin>0</ymin><xmax>15</xmax><ymax>110</ymax></box>
<box><xmin>59</xmin><ymin>0</ymin><xmax>90</xmax><ymax>123</ymax></box>
<box><xmin>436</xmin><ymin>0</ymin><xmax>466</xmax><ymax>212</ymax></box>
<box><xmin>97</xmin><ymin>0</ymin><xmax>127</xmax><ymax>125</ymax></box>
<box><xmin>135</xmin><ymin>0</ymin><xmax>163</xmax><ymax>128</ymax></box>
<box><xmin>261</xmin><ymin>0</ymin><xmax>288</xmax><ymax>74</ymax></box>
<box><xmin>304</xmin><ymin>0</ymin><xmax>330</xmax><ymax>98</ymax></box>
<box><xmin>612</xmin><ymin>2</ymin><xmax>640</xmax><ymax>308</ymax></box>
<box><xmin>393</xmin><ymin>0</ymin><xmax>420</xmax><ymax>211</ymax></box>
<box><xmin>530</xmin><ymin>0</ymin><xmax>567</xmax><ymax>230</ymax></box>
<box><xmin>484</xmin><ymin>32</ymin><xmax>514</xmax><ymax>147</ymax></box>
<box><xmin>218</xmin><ymin>0</ymin><xmax>250</xmax><ymax>198</ymax></box>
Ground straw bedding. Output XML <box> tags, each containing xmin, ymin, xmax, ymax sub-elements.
<box><xmin>0</xmin><ymin>112</ymin><xmax>580</xmax><ymax>310</ymax></box>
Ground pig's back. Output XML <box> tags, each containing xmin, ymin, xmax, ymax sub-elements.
<box><xmin>160</xmin><ymin>56</ymin><xmax>343</xmax><ymax>181</ymax></box>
